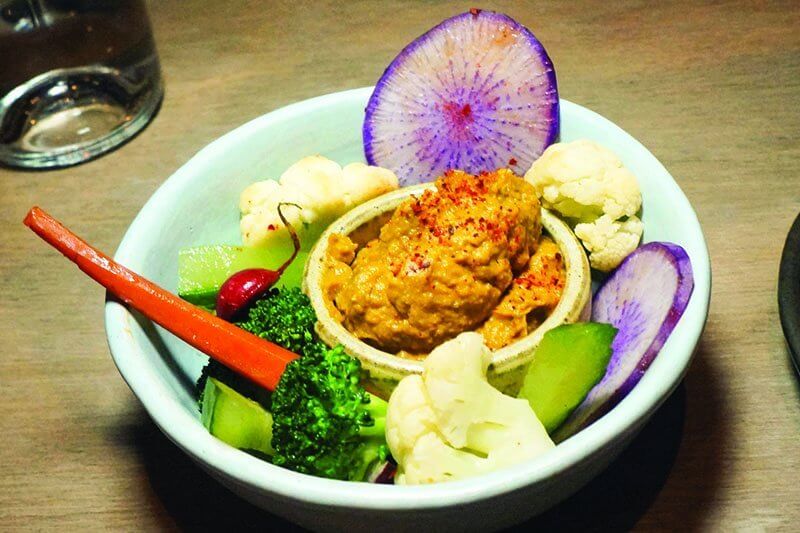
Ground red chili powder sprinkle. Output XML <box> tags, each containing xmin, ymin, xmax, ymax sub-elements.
<box><xmin>410</xmin><ymin>171</ymin><xmax>516</xmax><ymax>243</ymax></box>
<box><xmin>513</xmin><ymin>268</ymin><xmax>565</xmax><ymax>291</ymax></box>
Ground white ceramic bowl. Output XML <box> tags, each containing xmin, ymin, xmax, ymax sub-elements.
<box><xmin>105</xmin><ymin>87</ymin><xmax>710</xmax><ymax>532</ymax></box>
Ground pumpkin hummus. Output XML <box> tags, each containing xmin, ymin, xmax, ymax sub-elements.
<box><xmin>322</xmin><ymin>169</ymin><xmax>565</xmax><ymax>355</ymax></box>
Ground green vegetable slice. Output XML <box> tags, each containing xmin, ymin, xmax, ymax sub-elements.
<box><xmin>178</xmin><ymin>244</ymin><xmax>307</xmax><ymax>306</ymax></box>
<box><xmin>201</xmin><ymin>377</ymin><xmax>274</xmax><ymax>456</ymax></box>
<box><xmin>518</xmin><ymin>323</ymin><xmax>616</xmax><ymax>434</ymax></box>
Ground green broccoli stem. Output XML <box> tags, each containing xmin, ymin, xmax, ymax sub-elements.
<box><xmin>350</xmin><ymin>393</ymin><xmax>390</xmax><ymax>481</ymax></box>
<box><xmin>358</xmin><ymin>393</ymin><xmax>388</xmax><ymax>439</ymax></box>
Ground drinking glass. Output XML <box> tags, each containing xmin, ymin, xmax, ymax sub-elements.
<box><xmin>0</xmin><ymin>0</ymin><xmax>163</xmax><ymax>168</ymax></box>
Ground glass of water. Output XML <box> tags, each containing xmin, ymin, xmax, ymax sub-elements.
<box><xmin>0</xmin><ymin>0</ymin><xmax>163</xmax><ymax>169</ymax></box>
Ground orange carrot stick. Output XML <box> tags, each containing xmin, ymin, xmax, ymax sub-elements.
<box><xmin>24</xmin><ymin>206</ymin><xmax>297</xmax><ymax>391</ymax></box>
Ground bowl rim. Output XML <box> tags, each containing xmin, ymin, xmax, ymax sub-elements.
<box><xmin>304</xmin><ymin>182</ymin><xmax>591</xmax><ymax>383</ymax></box>
<box><xmin>105</xmin><ymin>86</ymin><xmax>711</xmax><ymax>511</ymax></box>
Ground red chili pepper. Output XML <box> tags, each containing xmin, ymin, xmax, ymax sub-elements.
<box><xmin>215</xmin><ymin>203</ymin><xmax>302</xmax><ymax>321</ymax></box>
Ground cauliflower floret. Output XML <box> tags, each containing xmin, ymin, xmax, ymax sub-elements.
<box><xmin>386</xmin><ymin>332</ymin><xmax>554</xmax><ymax>485</ymax></box>
<box><xmin>386</xmin><ymin>375</ymin><xmax>483</xmax><ymax>484</ymax></box>
<box><xmin>277</xmin><ymin>155</ymin><xmax>348</xmax><ymax>221</ymax></box>
<box><xmin>341</xmin><ymin>162</ymin><xmax>399</xmax><ymax>208</ymax></box>
<box><xmin>385</xmin><ymin>375</ymin><xmax>439</xmax><ymax>466</ymax></box>
<box><xmin>574</xmin><ymin>214</ymin><xmax>644</xmax><ymax>272</ymax></box>
<box><xmin>398</xmin><ymin>431</ymin><xmax>486</xmax><ymax>485</ymax></box>
<box><xmin>524</xmin><ymin>140</ymin><xmax>643</xmax><ymax>271</ymax></box>
<box><xmin>525</xmin><ymin>140</ymin><xmax>641</xmax><ymax>221</ymax></box>
<box><xmin>239</xmin><ymin>156</ymin><xmax>399</xmax><ymax>249</ymax></box>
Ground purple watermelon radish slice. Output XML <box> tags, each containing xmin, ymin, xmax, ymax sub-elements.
<box><xmin>363</xmin><ymin>10</ymin><xmax>559</xmax><ymax>185</ymax></box>
<box><xmin>553</xmin><ymin>242</ymin><xmax>694</xmax><ymax>442</ymax></box>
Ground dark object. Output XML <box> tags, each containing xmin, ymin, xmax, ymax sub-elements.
<box><xmin>778</xmin><ymin>211</ymin><xmax>800</xmax><ymax>375</ymax></box>
<box><xmin>196</xmin><ymin>359</ymin><xmax>272</xmax><ymax>409</ymax></box>
<box><xmin>366</xmin><ymin>459</ymin><xmax>397</xmax><ymax>484</ymax></box>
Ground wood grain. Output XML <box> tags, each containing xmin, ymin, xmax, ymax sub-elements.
<box><xmin>2</xmin><ymin>0</ymin><xmax>799</xmax><ymax>530</ymax></box>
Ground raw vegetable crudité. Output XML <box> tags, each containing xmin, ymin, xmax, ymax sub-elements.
<box><xmin>23</xmin><ymin>8</ymin><xmax>697</xmax><ymax>486</ymax></box>
<box><xmin>517</xmin><ymin>323</ymin><xmax>617</xmax><ymax>434</ymax></box>
<box><xmin>177</xmin><ymin>244</ymin><xmax>307</xmax><ymax>307</ymax></box>
<box><xmin>554</xmin><ymin>242</ymin><xmax>694</xmax><ymax>441</ymax></box>
<box><xmin>364</xmin><ymin>9</ymin><xmax>559</xmax><ymax>184</ymax></box>
<box><xmin>24</xmin><ymin>206</ymin><xmax>392</xmax><ymax>482</ymax></box>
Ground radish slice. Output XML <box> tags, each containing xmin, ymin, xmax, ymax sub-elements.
<box><xmin>363</xmin><ymin>10</ymin><xmax>559</xmax><ymax>185</ymax></box>
<box><xmin>366</xmin><ymin>460</ymin><xmax>397</xmax><ymax>484</ymax></box>
<box><xmin>553</xmin><ymin>242</ymin><xmax>694</xmax><ymax>441</ymax></box>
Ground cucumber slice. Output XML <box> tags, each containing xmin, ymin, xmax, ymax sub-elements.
<box><xmin>518</xmin><ymin>323</ymin><xmax>616</xmax><ymax>434</ymax></box>
<box><xmin>201</xmin><ymin>377</ymin><xmax>274</xmax><ymax>455</ymax></box>
<box><xmin>178</xmin><ymin>244</ymin><xmax>308</xmax><ymax>306</ymax></box>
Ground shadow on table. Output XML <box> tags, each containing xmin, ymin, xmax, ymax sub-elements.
<box><xmin>120</xmin><ymin>339</ymin><xmax>727</xmax><ymax>532</ymax></box>
<box><xmin>525</xmin><ymin>338</ymin><xmax>730</xmax><ymax>532</ymax></box>
<box><xmin>510</xmin><ymin>386</ymin><xmax>686</xmax><ymax>532</ymax></box>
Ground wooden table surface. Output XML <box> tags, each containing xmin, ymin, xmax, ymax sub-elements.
<box><xmin>2</xmin><ymin>0</ymin><xmax>799</xmax><ymax>530</ymax></box>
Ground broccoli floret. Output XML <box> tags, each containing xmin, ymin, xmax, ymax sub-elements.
<box><xmin>270</xmin><ymin>344</ymin><xmax>389</xmax><ymax>481</ymax></box>
<box><xmin>237</xmin><ymin>287</ymin><xmax>319</xmax><ymax>356</ymax></box>
<box><xmin>196</xmin><ymin>285</ymin><xmax>390</xmax><ymax>481</ymax></box>
<box><xmin>197</xmin><ymin>287</ymin><xmax>320</xmax><ymax>407</ymax></box>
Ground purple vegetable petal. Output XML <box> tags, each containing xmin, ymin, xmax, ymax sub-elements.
<box><xmin>554</xmin><ymin>242</ymin><xmax>694</xmax><ymax>441</ymax></box>
<box><xmin>366</xmin><ymin>460</ymin><xmax>397</xmax><ymax>484</ymax></box>
<box><xmin>363</xmin><ymin>10</ymin><xmax>559</xmax><ymax>185</ymax></box>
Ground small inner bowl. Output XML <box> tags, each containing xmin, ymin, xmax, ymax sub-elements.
<box><xmin>303</xmin><ymin>183</ymin><xmax>592</xmax><ymax>397</ymax></box>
